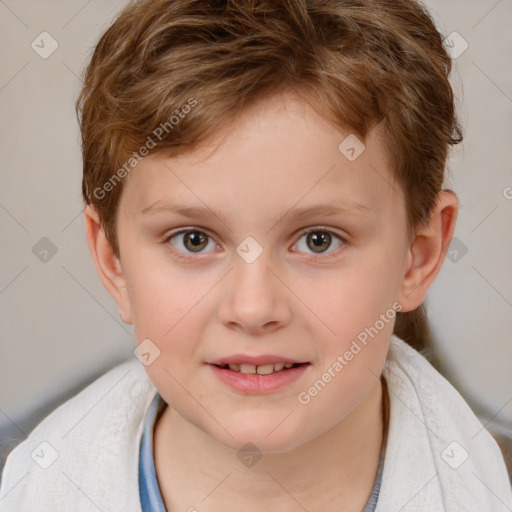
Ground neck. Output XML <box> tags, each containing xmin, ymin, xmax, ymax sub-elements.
<box><xmin>154</xmin><ymin>377</ymin><xmax>387</xmax><ymax>512</ymax></box>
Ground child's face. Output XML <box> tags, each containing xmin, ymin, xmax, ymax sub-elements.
<box><xmin>114</xmin><ymin>93</ymin><xmax>412</xmax><ymax>452</ymax></box>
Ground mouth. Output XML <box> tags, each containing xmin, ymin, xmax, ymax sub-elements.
<box><xmin>212</xmin><ymin>362</ymin><xmax>309</xmax><ymax>375</ymax></box>
<box><xmin>207</xmin><ymin>361</ymin><xmax>311</xmax><ymax>394</ymax></box>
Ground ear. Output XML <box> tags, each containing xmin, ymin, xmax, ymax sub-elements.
<box><xmin>397</xmin><ymin>190</ymin><xmax>459</xmax><ymax>312</ymax></box>
<box><xmin>84</xmin><ymin>205</ymin><xmax>133</xmax><ymax>324</ymax></box>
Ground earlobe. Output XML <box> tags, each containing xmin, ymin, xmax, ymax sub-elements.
<box><xmin>397</xmin><ymin>190</ymin><xmax>459</xmax><ymax>312</ymax></box>
<box><xmin>84</xmin><ymin>205</ymin><xmax>133</xmax><ymax>324</ymax></box>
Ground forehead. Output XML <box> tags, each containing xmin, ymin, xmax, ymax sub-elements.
<box><xmin>120</xmin><ymin>93</ymin><xmax>401</xmax><ymax>226</ymax></box>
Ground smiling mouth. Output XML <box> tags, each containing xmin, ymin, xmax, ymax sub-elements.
<box><xmin>212</xmin><ymin>362</ymin><xmax>309</xmax><ymax>375</ymax></box>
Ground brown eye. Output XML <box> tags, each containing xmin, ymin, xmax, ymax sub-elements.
<box><xmin>293</xmin><ymin>228</ymin><xmax>345</xmax><ymax>258</ymax></box>
<box><xmin>306</xmin><ymin>231</ymin><xmax>332</xmax><ymax>253</ymax></box>
<box><xmin>183</xmin><ymin>231</ymin><xmax>208</xmax><ymax>252</ymax></box>
<box><xmin>167</xmin><ymin>229</ymin><xmax>217</xmax><ymax>255</ymax></box>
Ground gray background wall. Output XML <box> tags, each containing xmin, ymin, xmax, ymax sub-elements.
<box><xmin>1</xmin><ymin>0</ymin><xmax>511</xmax><ymax>467</ymax></box>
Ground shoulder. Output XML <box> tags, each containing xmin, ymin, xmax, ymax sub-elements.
<box><xmin>384</xmin><ymin>334</ymin><xmax>501</xmax><ymax>458</ymax></box>
<box><xmin>0</xmin><ymin>358</ymin><xmax>157</xmax><ymax>512</ymax></box>
<box><xmin>377</xmin><ymin>335</ymin><xmax>512</xmax><ymax>511</ymax></box>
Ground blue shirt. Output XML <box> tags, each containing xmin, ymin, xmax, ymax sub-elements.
<box><xmin>139</xmin><ymin>393</ymin><xmax>384</xmax><ymax>511</ymax></box>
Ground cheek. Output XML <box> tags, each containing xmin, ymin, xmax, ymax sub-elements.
<box><xmin>128</xmin><ymin>267</ymin><xmax>207</xmax><ymax>409</ymax></box>
<box><xmin>125</xmin><ymin>251</ymin><xmax>191</xmax><ymax>328</ymax></box>
<box><xmin>294</xmin><ymin>273</ymin><xmax>393</xmax><ymax>424</ymax></box>
<box><xmin>125</xmin><ymin>264</ymin><xmax>208</xmax><ymax>379</ymax></box>
<box><xmin>300</xmin><ymin>261</ymin><xmax>399</xmax><ymax>342</ymax></box>
<box><xmin>294</xmin><ymin>251</ymin><xmax>399</xmax><ymax>399</ymax></box>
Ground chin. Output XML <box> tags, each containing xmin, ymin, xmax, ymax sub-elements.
<box><xmin>211</xmin><ymin>419</ymin><xmax>306</xmax><ymax>455</ymax></box>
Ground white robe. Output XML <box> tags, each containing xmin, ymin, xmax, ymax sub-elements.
<box><xmin>1</xmin><ymin>335</ymin><xmax>511</xmax><ymax>511</ymax></box>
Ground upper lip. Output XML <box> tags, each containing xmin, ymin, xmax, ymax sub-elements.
<box><xmin>208</xmin><ymin>354</ymin><xmax>309</xmax><ymax>366</ymax></box>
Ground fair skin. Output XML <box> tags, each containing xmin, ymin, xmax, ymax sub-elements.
<box><xmin>85</xmin><ymin>92</ymin><xmax>458</xmax><ymax>511</ymax></box>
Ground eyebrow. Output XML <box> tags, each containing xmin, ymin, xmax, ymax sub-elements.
<box><xmin>140</xmin><ymin>200</ymin><xmax>374</xmax><ymax>226</ymax></box>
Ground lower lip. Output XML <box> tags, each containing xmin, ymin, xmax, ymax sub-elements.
<box><xmin>208</xmin><ymin>363</ymin><xmax>310</xmax><ymax>394</ymax></box>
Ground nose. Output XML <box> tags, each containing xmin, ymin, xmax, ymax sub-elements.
<box><xmin>217</xmin><ymin>251</ymin><xmax>292</xmax><ymax>334</ymax></box>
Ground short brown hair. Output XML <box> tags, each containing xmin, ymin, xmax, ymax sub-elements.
<box><xmin>76</xmin><ymin>0</ymin><xmax>463</xmax><ymax>351</ymax></box>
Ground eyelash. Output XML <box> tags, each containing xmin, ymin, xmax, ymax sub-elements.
<box><xmin>162</xmin><ymin>226</ymin><xmax>348</xmax><ymax>263</ymax></box>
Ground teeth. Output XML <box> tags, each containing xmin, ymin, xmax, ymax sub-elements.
<box><xmin>256</xmin><ymin>364</ymin><xmax>274</xmax><ymax>375</ymax></box>
<box><xmin>225</xmin><ymin>362</ymin><xmax>299</xmax><ymax>374</ymax></box>
<box><xmin>239</xmin><ymin>364</ymin><xmax>256</xmax><ymax>374</ymax></box>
